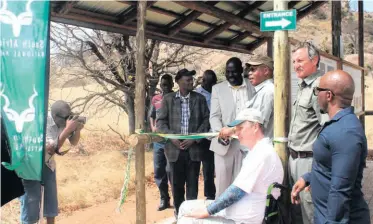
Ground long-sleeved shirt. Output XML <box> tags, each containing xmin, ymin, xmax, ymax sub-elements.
<box><xmin>195</xmin><ymin>86</ymin><xmax>211</xmax><ymax>111</ymax></box>
<box><xmin>302</xmin><ymin>107</ymin><xmax>370</xmax><ymax>224</ymax></box>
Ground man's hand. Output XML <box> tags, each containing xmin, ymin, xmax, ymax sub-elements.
<box><xmin>46</xmin><ymin>140</ymin><xmax>56</xmax><ymax>156</ymax></box>
<box><xmin>151</xmin><ymin>126</ymin><xmax>157</xmax><ymax>132</ymax></box>
<box><xmin>185</xmin><ymin>207</ymin><xmax>209</xmax><ymax>219</ymax></box>
<box><xmin>219</xmin><ymin>127</ymin><xmax>235</xmax><ymax>139</ymax></box>
<box><xmin>291</xmin><ymin>177</ymin><xmax>307</xmax><ymax>204</ymax></box>
<box><xmin>180</xmin><ymin>140</ymin><xmax>195</xmax><ymax>150</ymax></box>
<box><xmin>170</xmin><ymin>139</ymin><xmax>181</xmax><ymax>148</ymax></box>
<box><xmin>65</xmin><ymin>116</ymin><xmax>79</xmax><ymax>133</ymax></box>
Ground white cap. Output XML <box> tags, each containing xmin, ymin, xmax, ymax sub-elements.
<box><xmin>227</xmin><ymin>108</ymin><xmax>264</xmax><ymax>127</ymax></box>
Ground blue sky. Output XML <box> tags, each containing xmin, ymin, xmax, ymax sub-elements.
<box><xmin>350</xmin><ymin>0</ymin><xmax>373</xmax><ymax>12</ymax></box>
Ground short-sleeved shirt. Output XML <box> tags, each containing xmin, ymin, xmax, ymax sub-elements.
<box><xmin>45</xmin><ymin>113</ymin><xmax>64</xmax><ymax>172</ymax></box>
<box><xmin>224</xmin><ymin>137</ymin><xmax>284</xmax><ymax>223</ymax></box>
<box><xmin>195</xmin><ymin>86</ymin><xmax>211</xmax><ymax>111</ymax></box>
<box><xmin>150</xmin><ymin>94</ymin><xmax>163</xmax><ymax>120</ymax></box>
<box><xmin>288</xmin><ymin>70</ymin><xmax>328</xmax><ymax>152</ymax></box>
<box><xmin>245</xmin><ymin>79</ymin><xmax>274</xmax><ymax>139</ymax></box>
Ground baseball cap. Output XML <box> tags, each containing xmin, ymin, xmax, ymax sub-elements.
<box><xmin>227</xmin><ymin>108</ymin><xmax>264</xmax><ymax>127</ymax></box>
<box><xmin>246</xmin><ymin>55</ymin><xmax>274</xmax><ymax>70</ymax></box>
<box><xmin>175</xmin><ymin>68</ymin><xmax>196</xmax><ymax>82</ymax></box>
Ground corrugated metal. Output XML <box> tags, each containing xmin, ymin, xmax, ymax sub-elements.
<box><xmin>75</xmin><ymin>1</ymin><xmax>129</xmax><ymax>16</ymax></box>
<box><xmin>216</xmin><ymin>31</ymin><xmax>236</xmax><ymax>39</ymax></box>
<box><xmin>183</xmin><ymin>23</ymin><xmax>210</xmax><ymax>34</ymax></box>
<box><xmin>215</xmin><ymin>1</ymin><xmax>240</xmax><ymax>13</ymax></box>
<box><xmin>153</xmin><ymin>1</ymin><xmax>188</xmax><ymax>14</ymax></box>
<box><xmin>240</xmin><ymin>37</ymin><xmax>257</xmax><ymax>45</ymax></box>
<box><xmin>146</xmin><ymin>11</ymin><xmax>175</xmax><ymax>26</ymax></box>
<box><xmin>198</xmin><ymin>14</ymin><xmax>221</xmax><ymax>25</ymax></box>
<box><xmin>259</xmin><ymin>1</ymin><xmax>274</xmax><ymax>11</ymax></box>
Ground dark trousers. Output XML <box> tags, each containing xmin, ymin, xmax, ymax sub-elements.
<box><xmin>169</xmin><ymin>150</ymin><xmax>201</xmax><ymax>215</ymax></box>
<box><xmin>153</xmin><ymin>142</ymin><xmax>170</xmax><ymax>201</ymax></box>
<box><xmin>201</xmin><ymin>140</ymin><xmax>216</xmax><ymax>200</ymax></box>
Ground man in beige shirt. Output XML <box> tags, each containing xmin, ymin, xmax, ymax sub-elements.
<box><xmin>288</xmin><ymin>42</ymin><xmax>328</xmax><ymax>224</ymax></box>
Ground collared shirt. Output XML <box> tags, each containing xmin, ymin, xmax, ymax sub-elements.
<box><xmin>224</xmin><ymin>137</ymin><xmax>284</xmax><ymax>223</ymax></box>
<box><xmin>288</xmin><ymin>70</ymin><xmax>328</xmax><ymax>152</ymax></box>
<box><xmin>245</xmin><ymin>79</ymin><xmax>274</xmax><ymax>139</ymax></box>
<box><xmin>302</xmin><ymin>107</ymin><xmax>369</xmax><ymax>224</ymax></box>
<box><xmin>45</xmin><ymin>113</ymin><xmax>64</xmax><ymax>172</ymax></box>
<box><xmin>195</xmin><ymin>86</ymin><xmax>211</xmax><ymax>111</ymax></box>
<box><xmin>176</xmin><ymin>91</ymin><xmax>190</xmax><ymax>135</ymax></box>
<box><xmin>228</xmin><ymin>79</ymin><xmax>252</xmax><ymax>116</ymax></box>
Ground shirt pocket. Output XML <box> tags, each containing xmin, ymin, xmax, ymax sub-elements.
<box><xmin>297</xmin><ymin>91</ymin><xmax>314</xmax><ymax>120</ymax></box>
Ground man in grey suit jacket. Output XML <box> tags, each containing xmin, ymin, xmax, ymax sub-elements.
<box><xmin>210</xmin><ymin>57</ymin><xmax>255</xmax><ymax>197</ymax></box>
<box><xmin>157</xmin><ymin>68</ymin><xmax>210</xmax><ymax>217</ymax></box>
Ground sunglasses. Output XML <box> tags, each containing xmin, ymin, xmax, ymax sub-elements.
<box><xmin>313</xmin><ymin>87</ymin><xmax>335</xmax><ymax>96</ymax></box>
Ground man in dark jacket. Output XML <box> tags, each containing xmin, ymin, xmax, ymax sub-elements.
<box><xmin>157</xmin><ymin>68</ymin><xmax>210</xmax><ymax>217</ymax></box>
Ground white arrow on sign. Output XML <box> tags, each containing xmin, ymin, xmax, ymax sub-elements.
<box><xmin>265</xmin><ymin>18</ymin><xmax>291</xmax><ymax>28</ymax></box>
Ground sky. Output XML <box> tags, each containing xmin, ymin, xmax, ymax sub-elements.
<box><xmin>350</xmin><ymin>0</ymin><xmax>373</xmax><ymax>12</ymax></box>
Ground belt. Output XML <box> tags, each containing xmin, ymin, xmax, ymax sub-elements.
<box><xmin>289</xmin><ymin>149</ymin><xmax>313</xmax><ymax>159</ymax></box>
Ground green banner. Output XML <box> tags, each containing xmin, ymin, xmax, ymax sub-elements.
<box><xmin>0</xmin><ymin>0</ymin><xmax>50</xmax><ymax>181</ymax></box>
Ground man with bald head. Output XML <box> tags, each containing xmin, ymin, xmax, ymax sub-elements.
<box><xmin>291</xmin><ymin>70</ymin><xmax>370</xmax><ymax>224</ymax></box>
<box><xmin>20</xmin><ymin>100</ymin><xmax>84</xmax><ymax>224</ymax></box>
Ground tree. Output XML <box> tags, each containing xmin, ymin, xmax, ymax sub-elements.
<box><xmin>50</xmin><ymin>23</ymin><xmax>210</xmax><ymax>135</ymax></box>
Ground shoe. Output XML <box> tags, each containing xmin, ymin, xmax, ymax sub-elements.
<box><xmin>157</xmin><ymin>199</ymin><xmax>170</xmax><ymax>211</ymax></box>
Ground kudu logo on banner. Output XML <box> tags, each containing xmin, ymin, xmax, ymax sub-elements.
<box><xmin>0</xmin><ymin>83</ymin><xmax>38</xmax><ymax>133</ymax></box>
<box><xmin>0</xmin><ymin>0</ymin><xmax>34</xmax><ymax>37</ymax></box>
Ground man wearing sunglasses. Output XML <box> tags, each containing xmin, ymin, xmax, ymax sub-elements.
<box><xmin>20</xmin><ymin>100</ymin><xmax>84</xmax><ymax>224</ymax></box>
<box><xmin>219</xmin><ymin>55</ymin><xmax>274</xmax><ymax>140</ymax></box>
<box><xmin>291</xmin><ymin>70</ymin><xmax>369</xmax><ymax>224</ymax></box>
<box><xmin>288</xmin><ymin>42</ymin><xmax>329</xmax><ymax>224</ymax></box>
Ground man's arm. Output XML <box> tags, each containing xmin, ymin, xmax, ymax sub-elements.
<box><xmin>209</xmin><ymin>85</ymin><xmax>223</xmax><ymax>132</ymax></box>
<box><xmin>156</xmin><ymin>96</ymin><xmax>173</xmax><ymax>134</ymax></box>
<box><xmin>326</xmin><ymin>130</ymin><xmax>362</xmax><ymax>223</ymax></box>
<box><xmin>206</xmin><ymin>185</ymin><xmax>246</xmax><ymax>215</ymax></box>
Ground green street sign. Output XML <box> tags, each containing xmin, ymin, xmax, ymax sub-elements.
<box><xmin>260</xmin><ymin>9</ymin><xmax>297</xmax><ymax>31</ymax></box>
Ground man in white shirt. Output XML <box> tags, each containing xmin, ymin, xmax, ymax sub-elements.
<box><xmin>220</xmin><ymin>55</ymin><xmax>275</xmax><ymax>140</ymax></box>
<box><xmin>210</xmin><ymin>57</ymin><xmax>255</xmax><ymax>197</ymax></box>
<box><xmin>20</xmin><ymin>101</ymin><xmax>84</xmax><ymax>224</ymax></box>
<box><xmin>177</xmin><ymin>108</ymin><xmax>284</xmax><ymax>224</ymax></box>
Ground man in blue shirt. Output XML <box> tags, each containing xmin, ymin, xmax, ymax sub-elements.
<box><xmin>195</xmin><ymin>70</ymin><xmax>217</xmax><ymax>200</ymax></box>
<box><xmin>291</xmin><ymin>70</ymin><xmax>370</xmax><ymax>224</ymax></box>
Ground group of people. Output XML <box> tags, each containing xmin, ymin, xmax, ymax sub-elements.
<box><xmin>2</xmin><ymin>40</ymin><xmax>370</xmax><ymax>224</ymax></box>
<box><xmin>149</xmin><ymin>41</ymin><xmax>370</xmax><ymax>224</ymax></box>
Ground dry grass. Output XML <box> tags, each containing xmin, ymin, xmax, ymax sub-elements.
<box><xmin>0</xmin><ymin>133</ymin><xmax>156</xmax><ymax>224</ymax></box>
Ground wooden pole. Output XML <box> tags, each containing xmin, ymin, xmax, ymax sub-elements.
<box><xmin>273</xmin><ymin>0</ymin><xmax>290</xmax><ymax>217</ymax></box>
<box><xmin>358</xmin><ymin>0</ymin><xmax>365</xmax><ymax>130</ymax></box>
<box><xmin>134</xmin><ymin>1</ymin><xmax>147</xmax><ymax>223</ymax></box>
<box><xmin>332</xmin><ymin>1</ymin><xmax>341</xmax><ymax>58</ymax></box>
<box><xmin>273</xmin><ymin>0</ymin><xmax>290</xmax><ymax>182</ymax></box>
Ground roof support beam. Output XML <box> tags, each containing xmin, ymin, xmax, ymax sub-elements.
<box><xmin>203</xmin><ymin>1</ymin><xmax>266</xmax><ymax>43</ymax></box>
<box><xmin>230</xmin><ymin>32</ymin><xmax>253</xmax><ymax>45</ymax></box>
<box><xmin>119</xmin><ymin>1</ymin><xmax>156</xmax><ymax>25</ymax></box>
<box><xmin>168</xmin><ymin>1</ymin><xmax>218</xmax><ymax>37</ymax></box>
<box><xmin>332</xmin><ymin>1</ymin><xmax>342</xmax><ymax>58</ymax></box>
<box><xmin>174</xmin><ymin>1</ymin><xmax>270</xmax><ymax>37</ymax></box>
<box><xmin>56</xmin><ymin>1</ymin><xmax>78</xmax><ymax>14</ymax></box>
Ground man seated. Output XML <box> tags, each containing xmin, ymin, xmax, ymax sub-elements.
<box><xmin>177</xmin><ymin>108</ymin><xmax>284</xmax><ymax>224</ymax></box>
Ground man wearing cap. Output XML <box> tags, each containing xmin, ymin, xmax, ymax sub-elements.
<box><xmin>20</xmin><ymin>100</ymin><xmax>84</xmax><ymax>224</ymax></box>
<box><xmin>219</xmin><ymin>55</ymin><xmax>274</xmax><ymax>140</ymax></box>
<box><xmin>210</xmin><ymin>57</ymin><xmax>255</xmax><ymax>198</ymax></box>
<box><xmin>177</xmin><ymin>108</ymin><xmax>284</xmax><ymax>224</ymax></box>
<box><xmin>157</xmin><ymin>68</ymin><xmax>210</xmax><ymax>217</ymax></box>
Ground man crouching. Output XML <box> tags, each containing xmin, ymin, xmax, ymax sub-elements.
<box><xmin>177</xmin><ymin>108</ymin><xmax>284</xmax><ymax>224</ymax></box>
